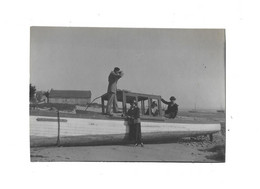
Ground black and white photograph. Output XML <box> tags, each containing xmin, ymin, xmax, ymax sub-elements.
<box><xmin>30</xmin><ymin>27</ymin><xmax>225</xmax><ymax>162</ymax></box>
<box><xmin>3</xmin><ymin>0</ymin><xmax>260</xmax><ymax>188</ymax></box>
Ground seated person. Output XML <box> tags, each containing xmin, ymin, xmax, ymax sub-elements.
<box><xmin>161</xmin><ymin>96</ymin><xmax>178</xmax><ymax>119</ymax></box>
<box><xmin>145</xmin><ymin>101</ymin><xmax>159</xmax><ymax>116</ymax></box>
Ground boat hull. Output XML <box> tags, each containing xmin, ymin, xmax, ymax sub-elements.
<box><xmin>30</xmin><ymin>115</ymin><xmax>221</xmax><ymax>147</ymax></box>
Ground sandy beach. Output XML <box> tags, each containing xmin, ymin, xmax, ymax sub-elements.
<box><xmin>31</xmin><ymin>143</ymin><xmax>224</xmax><ymax>162</ymax></box>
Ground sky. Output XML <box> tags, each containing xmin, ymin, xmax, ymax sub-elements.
<box><xmin>30</xmin><ymin>27</ymin><xmax>225</xmax><ymax>110</ymax></box>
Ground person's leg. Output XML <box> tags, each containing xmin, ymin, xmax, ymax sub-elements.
<box><xmin>136</xmin><ymin>124</ymin><xmax>141</xmax><ymax>144</ymax></box>
<box><xmin>132</xmin><ymin>122</ymin><xmax>136</xmax><ymax>141</ymax></box>
<box><xmin>129</xmin><ymin>121</ymin><xmax>134</xmax><ymax>141</ymax></box>
<box><xmin>139</xmin><ymin>123</ymin><xmax>143</xmax><ymax>146</ymax></box>
<box><xmin>135</xmin><ymin>123</ymin><xmax>139</xmax><ymax>146</ymax></box>
<box><xmin>112</xmin><ymin>93</ymin><xmax>119</xmax><ymax>112</ymax></box>
<box><xmin>106</xmin><ymin>92</ymin><xmax>114</xmax><ymax>114</ymax></box>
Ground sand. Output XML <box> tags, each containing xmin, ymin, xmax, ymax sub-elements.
<box><xmin>30</xmin><ymin>131</ymin><xmax>225</xmax><ymax>162</ymax></box>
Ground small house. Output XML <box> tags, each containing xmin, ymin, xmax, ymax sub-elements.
<box><xmin>49</xmin><ymin>89</ymin><xmax>91</xmax><ymax>105</ymax></box>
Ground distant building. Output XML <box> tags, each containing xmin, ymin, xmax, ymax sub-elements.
<box><xmin>49</xmin><ymin>89</ymin><xmax>91</xmax><ymax>105</ymax></box>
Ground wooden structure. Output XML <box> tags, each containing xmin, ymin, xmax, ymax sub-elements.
<box><xmin>101</xmin><ymin>90</ymin><xmax>164</xmax><ymax>121</ymax></box>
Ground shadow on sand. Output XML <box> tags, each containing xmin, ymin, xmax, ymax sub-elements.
<box><xmin>200</xmin><ymin>145</ymin><xmax>225</xmax><ymax>162</ymax></box>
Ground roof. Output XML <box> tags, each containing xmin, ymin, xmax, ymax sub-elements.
<box><xmin>102</xmin><ymin>90</ymin><xmax>161</xmax><ymax>102</ymax></box>
<box><xmin>49</xmin><ymin>89</ymin><xmax>91</xmax><ymax>99</ymax></box>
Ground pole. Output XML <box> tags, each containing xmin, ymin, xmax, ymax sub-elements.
<box><xmin>57</xmin><ymin>110</ymin><xmax>61</xmax><ymax>146</ymax></box>
<box><xmin>209</xmin><ymin>134</ymin><xmax>213</xmax><ymax>142</ymax></box>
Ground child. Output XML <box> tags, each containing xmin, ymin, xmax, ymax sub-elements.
<box><xmin>126</xmin><ymin>99</ymin><xmax>144</xmax><ymax>147</ymax></box>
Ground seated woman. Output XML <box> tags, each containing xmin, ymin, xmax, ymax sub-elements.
<box><xmin>145</xmin><ymin>101</ymin><xmax>159</xmax><ymax>116</ymax></box>
<box><xmin>161</xmin><ymin>96</ymin><xmax>178</xmax><ymax>119</ymax></box>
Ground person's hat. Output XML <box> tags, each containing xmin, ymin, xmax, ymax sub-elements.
<box><xmin>114</xmin><ymin>67</ymin><xmax>120</xmax><ymax>72</ymax></box>
<box><xmin>130</xmin><ymin>99</ymin><xmax>138</xmax><ymax>105</ymax></box>
<box><xmin>170</xmin><ymin>96</ymin><xmax>176</xmax><ymax>100</ymax></box>
<box><xmin>152</xmin><ymin>101</ymin><xmax>157</xmax><ymax>106</ymax></box>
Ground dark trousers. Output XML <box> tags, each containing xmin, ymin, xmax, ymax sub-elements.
<box><xmin>135</xmin><ymin>123</ymin><xmax>142</xmax><ymax>144</ymax></box>
<box><xmin>128</xmin><ymin>121</ymin><xmax>136</xmax><ymax>141</ymax></box>
<box><xmin>165</xmin><ymin>110</ymin><xmax>177</xmax><ymax>119</ymax></box>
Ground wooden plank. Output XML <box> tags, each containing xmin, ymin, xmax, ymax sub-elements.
<box><xmin>141</xmin><ymin>115</ymin><xmax>165</xmax><ymax>121</ymax></box>
<box><xmin>122</xmin><ymin>91</ymin><xmax>126</xmax><ymax>114</ymax></box>
<box><xmin>158</xmin><ymin>97</ymin><xmax>163</xmax><ymax>116</ymax></box>
<box><xmin>148</xmin><ymin>98</ymin><xmax>152</xmax><ymax>116</ymax></box>
<box><xmin>141</xmin><ymin>100</ymin><xmax>145</xmax><ymax>115</ymax></box>
<box><xmin>36</xmin><ymin>118</ymin><xmax>67</xmax><ymax>122</ymax></box>
<box><xmin>101</xmin><ymin>97</ymin><xmax>105</xmax><ymax>114</ymax></box>
<box><xmin>123</xmin><ymin>91</ymin><xmax>161</xmax><ymax>99</ymax></box>
<box><xmin>57</xmin><ymin>111</ymin><xmax>61</xmax><ymax>146</ymax></box>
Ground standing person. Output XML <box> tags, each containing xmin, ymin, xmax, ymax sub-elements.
<box><xmin>106</xmin><ymin>67</ymin><xmax>124</xmax><ymax>116</ymax></box>
<box><xmin>161</xmin><ymin>96</ymin><xmax>178</xmax><ymax>119</ymax></box>
<box><xmin>126</xmin><ymin>101</ymin><xmax>136</xmax><ymax>141</ymax></box>
<box><xmin>126</xmin><ymin>99</ymin><xmax>144</xmax><ymax>147</ymax></box>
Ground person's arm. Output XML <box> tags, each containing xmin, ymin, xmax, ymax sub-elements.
<box><xmin>110</xmin><ymin>71</ymin><xmax>124</xmax><ymax>79</ymax></box>
<box><xmin>118</xmin><ymin>71</ymin><xmax>124</xmax><ymax>77</ymax></box>
<box><xmin>161</xmin><ymin>98</ymin><xmax>170</xmax><ymax>105</ymax></box>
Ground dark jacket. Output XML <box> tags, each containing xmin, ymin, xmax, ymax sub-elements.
<box><xmin>127</xmin><ymin>106</ymin><xmax>142</xmax><ymax>142</ymax></box>
<box><xmin>161</xmin><ymin>98</ymin><xmax>178</xmax><ymax>118</ymax></box>
<box><xmin>107</xmin><ymin>71</ymin><xmax>123</xmax><ymax>93</ymax></box>
<box><xmin>127</xmin><ymin>106</ymin><xmax>141</xmax><ymax>124</ymax></box>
